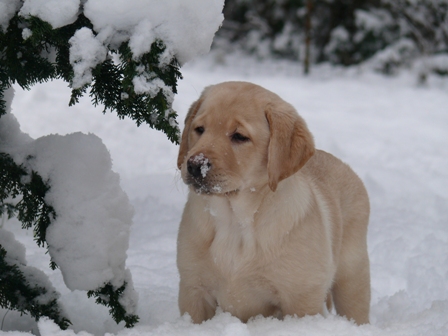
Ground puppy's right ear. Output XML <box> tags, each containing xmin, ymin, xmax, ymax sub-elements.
<box><xmin>177</xmin><ymin>98</ymin><xmax>203</xmax><ymax>169</ymax></box>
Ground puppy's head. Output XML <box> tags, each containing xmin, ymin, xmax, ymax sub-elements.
<box><xmin>177</xmin><ymin>82</ymin><xmax>315</xmax><ymax>194</ymax></box>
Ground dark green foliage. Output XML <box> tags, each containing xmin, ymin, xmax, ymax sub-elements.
<box><xmin>0</xmin><ymin>14</ymin><xmax>93</xmax><ymax>117</ymax></box>
<box><xmin>0</xmin><ymin>153</ymin><xmax>55</xmax><ymax>251</ymax></box>
<box><xmin>0</xmin><ymin>245</ymin><xmax>71</xmax><ymax>330</ymax></box>
<box><xmin>88</xmin><ymin>41</ymin><xmax>182</xmax><ymax>144</ymax></box>
<box><xmin>0</xmin><ymin>6</ymin><xmax>184</xmax><ymax>330</ymax></box>
<box><xmin>87</xmin><ymin>283</ymin><xmax>139</xmax><ymax>328</ymax></box>
<box><xmin>0</xmin><ymin>16</ymin><xmax>55</xmax><ymax>96</ymax></box>
<box><xmin>0</xmin><ymin>13</ymin><xmax>182</xmax><ymax>143</ymax></box>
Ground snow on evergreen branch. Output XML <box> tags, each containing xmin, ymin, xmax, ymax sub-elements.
<box><xmin>1</xmin><ymin>89</ymin><xmax>139</xmax><ymax>328</ymax></box>
<box><xmin>0</xmin><ymin>231</ymin><xmax>71</xmax><ymax>330</ymax></box>
<box><xmin>1</xmin><ymin>0</ymin><xmax>224</xmax><ymax>330</ymax></box>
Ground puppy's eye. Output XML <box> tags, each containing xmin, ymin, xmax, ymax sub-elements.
<box><xmin>231</xmin><ymin>132</ymin><xmax>250</xmax><ymax>143</ymax></box>
<box><xmin>194</xmin><ymin>126</ymin><xmax>204</xmax><ymax>135</ymax></box>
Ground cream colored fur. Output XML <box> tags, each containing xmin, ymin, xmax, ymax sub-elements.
<box><xmin>176</xmin><ymin>81</ymin><xmax>370</xmax><ymax>325</ymax></box>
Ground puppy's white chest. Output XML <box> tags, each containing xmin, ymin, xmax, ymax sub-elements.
<box><xmin>206</xmin><ymin>197</ymin><xmax>258</xmax><ymax>274</ymax></box>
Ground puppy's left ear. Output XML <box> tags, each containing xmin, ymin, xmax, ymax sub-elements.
<box><xmin>266</xmin><ymin>102</ymin><xmax>315</xmax><ymax>192</ymax></box>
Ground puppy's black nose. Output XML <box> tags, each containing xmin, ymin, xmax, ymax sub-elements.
<box><xmin>187</xmin><ymin>154</ymin><xmax>211</xmax><ymax>179</ymax></box>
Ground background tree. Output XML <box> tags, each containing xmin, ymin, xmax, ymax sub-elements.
<box><xmin>216</xmin><ymin>0</ymin><xmax>448</xmax><ymax>73</ymax></box>
<box><xmin>304</xmin><ymin>0</ymin><xmax>313</xmax><ymax>74</ymax></box>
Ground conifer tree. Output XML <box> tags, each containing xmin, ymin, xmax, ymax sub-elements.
<box><xmin>1</xmin><ymin>4</ymin><xmax>183</xmax><ymax>331</ymax></box>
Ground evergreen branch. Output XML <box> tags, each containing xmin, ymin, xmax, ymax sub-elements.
<box><xmin>69</xmin><ymin>85</ymin><xmax>88</xmax><ymax>106</ymax></box>
<box><xmin>0</xmin><ymin>7</ymin><xmax>187</xmax><ymax>331</ymax></box>
<box><xmin>1</xmin><ymin>14</ymin><xmax>182</xmax><ymax>143</ymax></box>
<box><xmin>0</xmin><ymin>153</ymin><xmax>56</xmax><ymax>258</ymax></box>
<box><xmin>0</xmin><ymin>16</ymin><xmax>56</xmax><ymax>91</ymax></box>
<box><xmin>0</xmin><ymin>95</ymin><xmax>6</xmax><ymax>118</ymax></box>
<box><xmin>0</xmin><ymin>86</ymin><xmax>7</xmax><ymax>117</ymax></box>
<box><xmin>0</xmin><ymin>245</ymin><xmax>71</xmax><ymax>330</ymax></box>
<box><xmin>87</xmin><ymin>282</ymin><xmax>139</xmax><ymax>328</ymax></box>
<box><xmin>86</xmin><ymin>40</ymin><xmax>182</xmax><ymax>144</ymax></box>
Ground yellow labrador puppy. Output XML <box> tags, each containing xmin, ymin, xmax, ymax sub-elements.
<box><xmin>177</xmin><ymin>82</ymin><xmax>370</xmax><ymax>325</ymax></box>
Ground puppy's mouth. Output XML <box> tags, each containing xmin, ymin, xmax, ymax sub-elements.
<box><xmin>186</xmin><ymin>176</ymin><xmax>238</xmax><ymax>196</ymax></box>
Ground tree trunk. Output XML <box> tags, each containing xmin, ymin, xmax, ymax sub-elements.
<box><xmin>304</xmin><ymin>0</ymin><xmax>313</xmax><ymax>75</ymax></box>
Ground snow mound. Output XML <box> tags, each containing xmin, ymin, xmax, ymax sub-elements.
<box><xmin>19</xmin><ymin>132</ymin><xmax>135</xmax><ymax>292</ymax></box>
<box><xmin>1</xmin><ymin>88</ymin><xmax>138</xmax><ymax>316</ymax></box>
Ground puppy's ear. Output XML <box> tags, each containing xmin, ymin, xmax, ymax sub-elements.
<box><xmin>266</xmin><ymin>102</ymin><xmax>315</xmax><ymax>192</ymax></box>
<box><xmin>177</xmin><ymin>98</ymin><xmax>203</xmax><ymax>169</ymax></box>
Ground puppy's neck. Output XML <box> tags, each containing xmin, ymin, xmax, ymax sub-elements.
<box><xmin>205</xmin><ymin>187</ymin><xmax>270</xmax><ymax>273</ymax></box>
<box><xmin>225</xmin><ymin>185</ymin><xmax>270</xmax><ymax>226</ymax></box>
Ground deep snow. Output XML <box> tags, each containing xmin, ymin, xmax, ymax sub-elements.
<box><xmin>1</xmin><ymin>53</ymin><xmax>448</xmax><ymax>335</ymax></box>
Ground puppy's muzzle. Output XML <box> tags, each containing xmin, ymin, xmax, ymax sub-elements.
<box><xmin>187</xmin><ymin>153</ymin><xmax>212</xmax><ymax>181</ymax></box>
<box><xmin>185</xmin><ymin>154</ymin><xmax>229</xmax><ymax>194</ymax></box>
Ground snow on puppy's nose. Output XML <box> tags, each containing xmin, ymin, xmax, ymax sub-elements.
<box><xmin>187</xmin><ymin>153</ymin><xmax>211</xmax><ymax>179</ymax></box>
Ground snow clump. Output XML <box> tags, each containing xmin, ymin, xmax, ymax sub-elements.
<box><xmin>4</xmin><ymin>0</ymin><xmax>224</xmax><ymax>99</ymax></box>
<box><xmin>0</xmin><ymin>88</ymin><xmax>138</xmax><ymax>314</ymax></box>
<box><xmin>69</xmin><ymin>27</ymin><xmax>108</xmax><ymax>89</ymax></box>
<box><xmin>19</xmin><ymin>0</ymin><xmax>80</xmax><ymax>29</ymax></box>
<box><xmin>83</xmin><ymin>0</ymin><xmax>224</xmax><ymax>65</ymax></box>
<box><xmin>0</xmin><ymin>0</ymin><xmax>21</xmax><ymax>31</ymax></box>
<box><xmin>12</xmin><ymin>0</ymin><xmax>225</xmax><ymax>65</ymax></box>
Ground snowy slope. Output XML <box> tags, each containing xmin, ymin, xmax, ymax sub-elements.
<box><xmin>1</xmin><ymin>53</ymin><xmax>448</xmax><ymax>335</ymax></box>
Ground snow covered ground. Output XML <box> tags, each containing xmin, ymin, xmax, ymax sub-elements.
<box><xmin>1</xmin><ymin>53</ymin><xmax>448</xmax><ymax>335</ymax></box>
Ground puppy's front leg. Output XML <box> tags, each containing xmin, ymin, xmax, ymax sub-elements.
<box><xmin>179</xmin><ymin>281</ymin><xmax>217</xmax><ymax>323</ymax></box>
<box><xmin>177</xmin><ymin>194</ymin><xmax>217</xmax><ymax>323</ymax></box>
